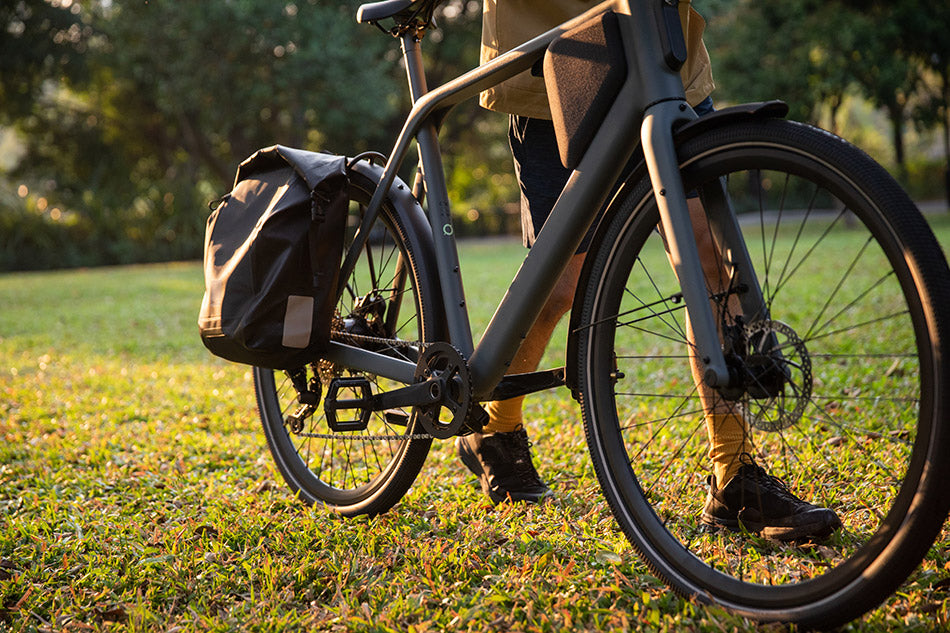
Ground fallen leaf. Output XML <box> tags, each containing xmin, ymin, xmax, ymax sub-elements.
<box><xmin>594</xmin><ymin>549</ymin><xmax>622</xmax><ymax>565</ymax></box>
<box><xmin>96</xmin><ymin>605</ymin><xmax>128</xmax><ymax>623</ymax></box>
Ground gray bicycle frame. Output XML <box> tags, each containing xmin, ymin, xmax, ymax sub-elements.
<box><xmin>330</xmin><ymin>0</ymin><xmax>751</xmax><ymax>401</ymax></box>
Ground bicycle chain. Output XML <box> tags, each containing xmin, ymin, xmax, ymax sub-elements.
<box><xmin>330</xmin><ymin>329</ymin><xmax>423</xmax><ymax>351</ymax></box>
<box><xmin>293</xmin><ymin>431</ymin><xmax>432</xmax><ymax>441</ymax></box>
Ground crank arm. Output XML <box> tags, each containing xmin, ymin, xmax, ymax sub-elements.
<box><xmin>488</xmin><ymin>368</ymin><xmax>566</xmax><ymax>401</ymax></box>
<box><xmin>329</xmin><ymin>377</ymin><xmax>445</xmax><ymax>414</ymax></box>
<box><xmin>324</xmin><ymin>375</ymin><xmax>443</xmax><ymax>432</ymax></box>
<box><xmin>371</xmin><ymin>376</ymin><xmax>445</xmax><ymax>410</ymax></box>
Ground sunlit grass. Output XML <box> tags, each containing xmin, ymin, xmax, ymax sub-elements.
<box><xmin>2</xmin><ymin>222</ymin><xmax>950</xmax><ymax>630</ymax></box>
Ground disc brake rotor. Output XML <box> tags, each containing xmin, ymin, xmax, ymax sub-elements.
<box><xmin>743</xmin><ymin>319</ymin><xmax>812</xmax><ymax>432</ymax></box>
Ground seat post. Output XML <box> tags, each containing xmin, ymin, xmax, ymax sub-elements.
<box><xmin>400</xmin><ymin>32</ymin><xmax>429</xmax><ymax>103</ymax></box>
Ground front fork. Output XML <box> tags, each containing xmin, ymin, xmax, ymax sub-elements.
<box><xmin>641</xmin><ymin>100</ymin><xmax>770</xmax><ymax>389</ymax></box>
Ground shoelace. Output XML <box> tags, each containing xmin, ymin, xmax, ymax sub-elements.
<box><xmin>501</xmin><ymin>431</ymin><xmax>544</xmax><ymax>484</ymax></box>
<box><xmin>738</xmin><ymin>453</ymin><xmax>806</xmax><ymax>504</ymax></box>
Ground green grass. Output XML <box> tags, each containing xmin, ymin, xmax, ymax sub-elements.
<box><xmin>3</xmin><ymin>221</ymin><xmax>950</xmax><ymax>631</ymax></box>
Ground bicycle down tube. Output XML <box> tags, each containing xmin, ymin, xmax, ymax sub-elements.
<box><xmin>328</xmin><ymin>0</ymin><xmax>738</xmax><ymax>402</ymax></box>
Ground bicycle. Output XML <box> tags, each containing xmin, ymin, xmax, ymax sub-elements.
<box><xmin>250</xmin><ymin>0</ymin><xmax>950</xmax><ymax>627</ymax></box>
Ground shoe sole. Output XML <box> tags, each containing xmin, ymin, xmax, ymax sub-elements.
<box><xmin>701</xmin><ymin>512</ymin><xmax>842</xmax><ymax>542</ymax></box>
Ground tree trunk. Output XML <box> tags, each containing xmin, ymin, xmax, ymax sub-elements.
<box><xmin>887</xmin><ymin>102</ymin><xmax>907</xmax><ymax>183</ymax></box>
<box><xmin>828</xmin><ymin>93</ymin><xmax>843</xmax><ymax>136</ymax></box>
<box><xmin>178</xmin><ymin>111</ymin><xmax>231</xmax><ymax>184</ymax></box>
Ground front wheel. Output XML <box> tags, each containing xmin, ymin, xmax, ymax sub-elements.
<box><xmin>254</xmin><ymin>168</ymin><xmax>439</xmax><ymax>516</ymax></box>
<box><xmin>576</xmin><ymin>119</ymin><xmax>950</xmax><ymax>627</ymax></box>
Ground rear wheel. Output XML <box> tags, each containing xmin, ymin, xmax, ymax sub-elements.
<box><xmin>254</xmin><ymin>168</ymin><xmax>438</xmax><ymax>516</ymax></box>
<box><xmin>576</xmin><ymin>119</ymin><xmax>950</xmax><ymax>627</ymax></box>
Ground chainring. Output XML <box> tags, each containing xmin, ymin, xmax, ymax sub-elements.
<box><xmin>413</xmin><ymin>342</ymin><xmax>473</xmax><ymax>439</ymax></box>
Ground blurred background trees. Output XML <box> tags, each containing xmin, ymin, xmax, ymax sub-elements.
<box><xmin>1</xmin><ymin>0</ymin><xmax>947</xmax><ymax>271</ymax></box>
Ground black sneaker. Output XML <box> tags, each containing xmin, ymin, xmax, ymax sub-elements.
<box><xmin>701</xmin><ymin>455</ymin><xmax>842</xmax><ymax>542</ymax></box>
<box><xmin>456</xmin><ymin>427</ymin><xmax>552</xmax><ymax>504</ymax></box>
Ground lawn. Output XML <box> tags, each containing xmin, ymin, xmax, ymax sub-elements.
<box><xmin>2</xmin><ymin>222</ymin><xmax>950</xmax><ymax>631</ymax></box>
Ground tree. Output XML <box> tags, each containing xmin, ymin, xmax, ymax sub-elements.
<box><xmin>894</xmin><ymin>2</ymin><xmax>950</xmax><ymax>205</ymax></box>
<box><xmin>834</xmin><ymin>0</ymin><xmax>950</xmax><ymax>204</ymax></box>
<box><xmin>707</xmin><ymin>0</ymin><xmax>921</xmax><ymax>176</ymax></box>
<box><xmin>0</xmin><ymin>0</ymin><xmax>88</xmax><ymax>124</ymax></box>
<box><xmin>710</xmin><ymin>0</ymin><xmax>859</xmax><ymax>125</ymax></box>
<box><xmin>841</xmin><ymin>13</ymin><xmax>918</xmax><ymax>176</ymax></box>
<box><xmin>428</xmin><ymin>0</ymin><xmax>520</xmax><ymax>231</ymax></box>
<box><xmin>3</xmin><ymin>0</ymin><xmax>412</xmax><ymax>268</ymax></box>
<box><xmin>94</xmin><ymin>0</ymin><xmax>405</xmax><ymax>180</ymax></box>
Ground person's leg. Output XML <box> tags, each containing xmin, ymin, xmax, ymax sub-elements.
<box><xmin>482</xmin><ymin>253</ymin><xmax>584</xmax><ymax>433</ymax></box>
<box><xmin>463</xmin><ymin>105</ymin><xmax>840</xmax><ymax>535</ymax></box>
<box><xmin>678</xmin><ymin>104</ymin><xmax>840</xmax><ymax>538</ymax></box>
<box><xmin>678</xmin><ymin>97</ymin><xmax>753</xmax><ymax>487</ymax></box>
<box><xmin>462</xmin><ymin>108</ymin><xmax>755</xmax><ymax>505</ymax></box>
<box><xmin>458</xmin><ymin>254</ymin><xmax>583</xmax><ymax>503</ymax></box>
<box><xmin>682</xmin><ymin>196</ymin><xmax>753</xmax><ymax>488</ymax></box>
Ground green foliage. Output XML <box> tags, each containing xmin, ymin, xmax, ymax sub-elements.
<box><xmin>2</xmin><ymin>0</ymin><xmax>407</xmax><ymax>271</ymax></box>
<box><xmin>0</xmin><ymin>0</ymin><xmax>89</xmax><ymax>123</ymax></box>
<box><xmin>428</xmin><ymin>1</ymin><xmax>521</xmax><ymax>234</ymax></box>
<box><xmin>705</xmin><ymin>0</ymin><xmax>935</xmax><ymax>173</ymax></box>
<box><xmin>3</xmin><ymin>239</ymin><xmax>950</xmax><ymax>630</ymax></box>
<box><xmin>97</xmin><ymin>0</ymin><xmax>403</xmax><ymax>166</ymax></box>
<box><xmin>901</xmin><ymin>159</ymin><xmax>950</xmax><ymax>202</ymax></box>
<box><xmin>2</xmin><ymin>0</ymin><xmax>948</xmax><ymax>273</ymax></box>
<box><xmin>708</xmin><ymin>1</ymin><xmax>902</xmax><ymax>123</ymax></box>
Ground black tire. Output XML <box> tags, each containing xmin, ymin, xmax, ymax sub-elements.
<box><xmin>575</xmin><ymin>119</ymin><xmax>950</xmax><ymax>627</ymax></box>
<box><xmin>254</xmin><ymin>168</ymin><xmax>439</xmax><ymax>516</ymax></box>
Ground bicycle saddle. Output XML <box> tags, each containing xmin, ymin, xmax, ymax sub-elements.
<box><xmin>358</xmin><ymin>0</ymin><xmax>445</xmax><ymax>26</ymax></box>
<box><xmin>356</xmin><ymin>0</ymin><xmax>416</xmax><ymax>24</ymax></box>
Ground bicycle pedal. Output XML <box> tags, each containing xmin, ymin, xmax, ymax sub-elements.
<box><xmin>458</xmin><ymin>404</ymin><xmax>489</xmax><ymax>436</ymax></box>
<box><xmin>324</xmin><ymin>377</ymin><xmax>373</xmax><ymax>432</ymax></box>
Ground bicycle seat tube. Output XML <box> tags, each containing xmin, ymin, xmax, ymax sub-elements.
<box><xmin>331</xmin><ymin>7</ymin><xmax>572</xmax><ymax>385</ymax></box>
<box><xmin>402</xmin><ymin>29</ymin><xmax>477</xmax><ymax>357</ymax></box>
<box><xmin>339</xmin><ymin>6</ymin><xmax>577</xmax><ymax>360</ymax></box>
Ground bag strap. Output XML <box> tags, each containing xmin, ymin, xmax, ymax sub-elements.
<box><xmin>308</xmin><ymin>189</ymin><xmax>332</xmax><ymax>289</ymax></box>
<box><xmin>304</xmin><ymin>174</ymin><xmax>348</xmax><ymax>305</ymax></box>
<box><xmin>231</xmin><ymin>144</ymin><xmax>348</xmax><ymax>301</ymax></box>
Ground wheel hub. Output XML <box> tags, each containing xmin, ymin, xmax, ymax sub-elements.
<box><xmin>735</xmin><ymin>319</ymin><xmax>812</xmax><ymax>432</ymax></box>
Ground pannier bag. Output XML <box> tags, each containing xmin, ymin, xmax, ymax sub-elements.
<box><xmin>198</xmin><ymin>145</ymin><xmax>348</xmax><ymax>369</ymax></box>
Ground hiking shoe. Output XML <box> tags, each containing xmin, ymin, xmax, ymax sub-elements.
<box><xmin>701</xmin><ymin>455</ymin><xmax>842</xmax><ymax>542</ymax></box>
<box><xmin>456</xmin><ymin>427</ymin><xmax>552</xmax><ymax>504</ymax></box>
